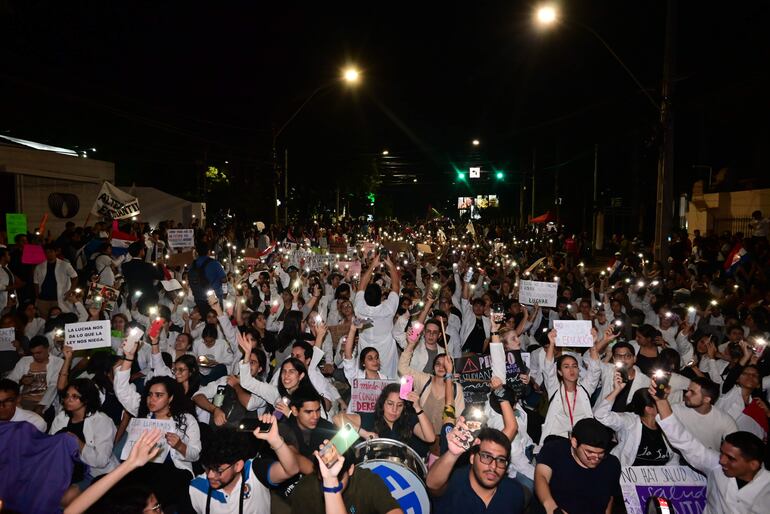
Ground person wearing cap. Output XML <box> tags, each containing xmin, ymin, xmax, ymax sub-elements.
<box><xmin>534</xmin><ymin>418</ymin><xmax>621</xmax><ymax>514</ymax></box>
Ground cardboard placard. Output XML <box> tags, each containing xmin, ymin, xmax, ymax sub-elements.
<box><xmin>65</xmin><ymin>320</ymin><xmax>111</xmax><ymax>350</ymax></box>
<box><xmin>454</xmin><ymin>351</ymin><xmax>527</xmax><ymax>403</ymax></box>
<box><xmin>328</xmin><ymin>242</ymin><xmax>347</xmax><ymax>255</ymax></box>
<box><xmin>0</xmin><ymin>327</ymin><xmax>16</xmax><ymax>352</ymax></box>
<box><xmin>166</xmin><ymin>229</ymin><xmax>195</xmax><ymax>249</ymax></box>
<box><xmin>121</xmin><ymin>418</ymin><xmax>176</xmax><ymax>464</ymax></box>
<box><xmin>5</xmin><ymin>213</ymin><xmax>27</xmax><ymax>245</ymax></box>
<box><xmin>553</xmin><ymin>320</ymin><xmax>594</xmax><ymax>347</ymax></box>
<box><xmin>336</xmin><ymin>261</ymin><xmax>362</xmax><ymax>279</ymax></box>
<box><xmin>619</xmin><ymin>466</ymin><xmax>707</xmax><ymax>514</ymax></box>
<box><xmin>87</xmin><ymin>283</ymin><xmax>120</xmax><ymax>312</ymax></box>
<box><xmin>416</xmin><ymin>243</ymin><xmax>433</xmax><ymax>254</ymax></box>
<box><xmin>518</xmin><ymin>279</ymin><xmax>558</xmax><ymax>307</ymax></box>
<box><xmin>350</xmin><ymin>378</ymin><xmax>398</xmax><ymax>413</ymax></box>
<box><xmin>383</xmin><ymin>241</ymin><xmax>410</xmax><ymax>254</ymax></box>
<box><xmin>21</xmin><ymin>244</ymin><xmax>46</xmax><ymax>265</ymax></box>
<box><xmin>167</xmin><ymin>250</ymin><xmax>194</xmax><ymax>268</ymax></box>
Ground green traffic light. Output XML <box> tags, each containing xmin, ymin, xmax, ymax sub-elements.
<box><xmin>495</xmin><ymin>171</ymin><xmax>504</xmax><ymax>180</ymax></box>
<box><xmin>457</xmin><ymin>171</ymin><xmax>466</xmax><ymax>181</ymax></box>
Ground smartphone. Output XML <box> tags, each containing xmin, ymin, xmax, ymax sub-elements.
<box><xmin>236</xmin><ymin>418</ymin><xmax>272</xmax><ymax>433</ymax></box>
<box><xmin>126</xmin><ymin>327</ymin><xmax>144</xmax><ymax>345</ymax></box>
<box><xmin>612</xmin><ymin>320</ymin><xmax>624</xmax><ymax>335</ymax></box>
<box><xmin>379</xmin><ymin>247</ymin><xmax>389</xmax><ymax>259</ymax></box>
<box><xmin>454</xmin><ymin>425</ymin><xmax>475</xmax><ymax>451</ymax></box>
<box><xmin>462</xmin><ymin>406</ymin><xmax>487</xmax><ymax>437</ymax></box>
<box><xmin>491</xmin><ymin>303</ymin><xmax>505</xmax><ymax>324</ymax></box>
<box><xmin>615</xmin><ymin>361</ymin><xmax>629</xmax><ymax>383</ymax></box>
<box><xmin>686</xmin><ymin>307</ymin><xmax>697</xmax><ymax>325</ymax></box>
<box><xmin>464</xmin><ymin>267</ymin><xmax>474</xmax><ymax>283</ymax></box>
<box><xmin>213</xmin><ymin>385</ymin><xmax>226</xmax><ymax>408</ymax></box>
<box><xmin>319</xmin><ymin>423</ymin><xmax>359</xmax><ymax>467</ymax></box>
<box><xmin>399</xmin><ymin>375</ymin><xmax>414</xmax><ymax>400</ymax></box>
<box><xmin>652</xmin><ymin>370</ymin><xmax>670</xmax><ymax>399</ymax></box>
<box><xmin>148</xmin><ymin>318</ymin><xmax>165</xmax><ymax>339</ymax></box>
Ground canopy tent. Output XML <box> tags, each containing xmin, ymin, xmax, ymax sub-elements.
<box><xmin>529</xmin><ymin>211</ymin><xmax>556</xmax><ymax>224</ymax></box>
<box><xmin>119</xmin><ymin>186</ymin><xmax>205</xmax><ymax>227</ymax></box>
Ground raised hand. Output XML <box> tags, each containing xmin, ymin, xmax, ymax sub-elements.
<box><xmin>126</xmin><ymin>428</ymin><xmax>163</xmax><ymax>468</ymax></box>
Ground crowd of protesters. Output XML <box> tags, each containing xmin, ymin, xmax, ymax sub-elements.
<box><xmin>0</xmin><ymin>210</ymin><xmax>769</xmax><ymax>514</ymax></box>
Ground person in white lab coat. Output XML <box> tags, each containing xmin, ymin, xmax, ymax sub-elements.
<box><xmin>654</xmin><ymin>384</ymin><xmax>770</xmax><ymax>513</ymax></box>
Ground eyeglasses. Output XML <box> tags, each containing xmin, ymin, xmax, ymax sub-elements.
<box><xmin>477</xmin><ymin>451</ymin><xmax>509</xmax><ymax>469</ymax></box>
<box><xmin>203</xmin><ymin>462</ymin><xmax>234</xmax><ymax>476</ymax></box>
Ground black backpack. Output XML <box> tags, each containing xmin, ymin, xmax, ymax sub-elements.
<box><xmin>188</xmin><ymin>257</ymin><xmax>214</xmax><ymax>299</ymax></box>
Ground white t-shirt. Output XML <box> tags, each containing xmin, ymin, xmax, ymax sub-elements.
<box><xmin>353</xmin><ymin>291</ymin><xmax>399</xmax><ymax>378</ymax></box>
<box><xmin>189</xmin><ymin>458</ymin><xmax>275</xmax><ymax>514</ymax></box>
<box><xmin>672</xmin><ymin>403</ymin><xmax>737</xmax><ymax>451</ymax></box>
<box><xmin>10</xmin><ymin>406</ymin><xmax>47</xmax><ymax>432</ymax></box>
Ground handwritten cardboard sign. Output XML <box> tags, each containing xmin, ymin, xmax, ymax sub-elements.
<box><xmin>350</xmin><ymin>378</ymin><xmax>397</xmax><ymax>413</ymax></box>
<box><xmin>65</xmin><ymin>320</ymin><xmax>111</xmax><ymax>350</ymax></box>
<box><xmin>121</xmin><ymin>418</ymin><xmax>176</xmax><ymax>464</ymax></box>
<box><xmin>167</xmin><ymin>250</ymin><xmax>194</xmax><ymax>268</ymax></box>
<box><xmin>518</xmin><ymin>279</ymin><xmax>557</xmax><ymax>307</ymax></box>
<box><xmin>619</xmin><ymin>466</ymin><xmax>707</xmax><ymax>514</ymax></box>
<box><xmin>0</xmin><ymin>327</ymin><xmax>15</xmax><ymax>352</ymax></box>
<box><xmin>166</xmin><ymin>229</ymin><xmax>195</xmax><ymax>249</ymax></box>
<box><xmin>454</xmin><ymin>351</ymin><xmax>528</xmax><ymax>403</ymax></box>
<box><xmin>5</xmin><ymin>213</ymin><xmax>27</xmax><ymax>245</ymax></box>
<box><xmin>553</xmin><ymin>320</ymin><xmax>594</xmax><ymax>347</ymax></box>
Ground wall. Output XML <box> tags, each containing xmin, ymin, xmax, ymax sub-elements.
<box><xmin>687</xmin><ymin>188</ymin><xmax>770</xmax><ymax>235</ymax></box>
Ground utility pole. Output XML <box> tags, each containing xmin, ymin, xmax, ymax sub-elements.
<box><xmin>592</xmin><ymin>144</ymin><xmax>599</xmax><ymax>255</ymax></box>
<box><xmin>519</xmin><ymin>171</ymin><xmax>525</xmax><ymax>227</ymax></box>
<box><xmin>530</xmin><ymin>148</ymin><xmax>536</xmax><ymax>220</ymax></box>
<box><xmin>653</xmin><ymin>0</ymin><xmax>677</xmax><ymax>261</ymax></box>
<box><xmin>272</xmin><ymin>132</ymin><xmax>279</xmax><ymax>225</ymax></box>
<box><xmin>284</xmin><ymin>148</ymin><xmax>289</xmax><ymax>225</ymax></box>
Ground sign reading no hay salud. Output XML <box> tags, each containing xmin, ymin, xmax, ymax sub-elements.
<box><xmin>65</xmin><ymin>320</ymin><xmax>112</xmax><ymax>350</ymax></box>
<box><xmin>91</xmin><ymin>182</ymin><xmax>140</xmax><ymax>220</ymax></box>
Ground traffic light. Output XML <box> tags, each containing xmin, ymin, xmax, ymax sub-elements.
<box><xmin>457</xmin><ymin>170</ymin><xmax>466</xmax><ymax>181</ymax></box>
<box><xmin>367</xmin><ymin>192</ymin><xmax>375</xmax><ymax>206</ymax></box>
<box><xmin>495</xmin><ymin>171</ymin><xmax>504</xmax><ymax>180</ymax></box>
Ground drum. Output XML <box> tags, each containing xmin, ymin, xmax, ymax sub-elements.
<box><xmin>354</xmin><ymin>438</ymin><xmax>430</xmax><ymax>514</ymax></box>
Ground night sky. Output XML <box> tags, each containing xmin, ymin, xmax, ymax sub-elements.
<box><xmin>2</xmin><ymin>1</ymin><xmax>769</xmax><ymax>232</ymax></box>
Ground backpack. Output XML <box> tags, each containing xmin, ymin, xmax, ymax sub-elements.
<box><xmin>188</xmin><ymin>257</ymin><xmax>214</xmax><ymax>299</ymax></box>
<box><xmin>78</xmin><ymin>254</ymin><xmax>107</xmax><ymax>288</ymax></box>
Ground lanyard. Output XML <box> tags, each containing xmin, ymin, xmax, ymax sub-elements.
<box><xmin>205</xmin><ymin>468</ymin><xmax>245</xmax><ymax>514</ymax></box>
<box><xmin>563</xmin><ymin>387</ymin><xmax>577</xmax><ymax>428</ymax></box>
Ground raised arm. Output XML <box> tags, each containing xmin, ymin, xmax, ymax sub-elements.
<box><xmin>358</xmin><ymin>254</ymin><xmax>381</xmax><ymax>292</ymax></box>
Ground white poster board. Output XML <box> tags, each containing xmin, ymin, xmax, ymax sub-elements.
<box><xmin>0</xmin><ymin>327</ymin><xmax>15</xmax><ymax>352</ymax></box>
<box><xmin>553</xmin><ymin>320</ymin><xmax>594</xmax><ymax>347</ymax></box>
<box><xmin>619</xmin><ymin>466</ymin><xmax>707</xmax><ymax>514</ymax></box>
<box><xmin>65</xmin><ymin>320</ymin><xmax>111</xmax><ymax>350</ymax></box>
<box><xmin>518</xmin><ymin>279</ymin><xmax>558</xmax><ymax>307</ymax></box>
<box><xmin>121</xmin><ymin>418</ymin><xmax>176</xmax><ymax>464</ymax></box>
<box><xmin>166</xmin><ymin>229</ymin><xmax>195</xmax><ymax>249</ymax></box>
<box><xmin>350</xmin><ymin>379</ymin><xmax>397</xmax><ymax>413</ymax></box>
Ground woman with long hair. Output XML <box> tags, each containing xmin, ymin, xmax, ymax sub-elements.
<box><xmin>85</xmin><ymin>351</ymin><xmax>130</xmax><ymax>442</ymax></box>
<box><xmin>538</xmin><ymin>328</ymin><xmax>602</xmax><ymax>448</ymax></box>
<box><xmin>335</xmin><ymin>383</ymin><xmax>435</xmax><ymax>457</ymax></box>
<box><xmin>595</xmin><ymin>374</ymin><xmax>677</xmax><ymax>466</ymax></box>
<box><xmin>114</xmin><ymin>340</ymin><xmax>200</xmax><ymax>508</ymax></box>
<box><xmin>271</xmin><ymin>309</ymin><xmax>304</xmax><ymax>364</ymax></box>
<box><xmin>50</xmin><ymin>378</ymin><xmax>120</xmax><ymax>505</ymax></box>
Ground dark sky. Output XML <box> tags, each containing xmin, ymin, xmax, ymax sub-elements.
<box><xmin>2</xmin><ymin>1</ymin><xmax>769</xmax><ymax>227</ymax></box>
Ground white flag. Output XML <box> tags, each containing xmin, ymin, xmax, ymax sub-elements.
<box><xmin>91</xmin><ymin>182</ymin><xmax>140</xmax><ymax>220</ymax></box>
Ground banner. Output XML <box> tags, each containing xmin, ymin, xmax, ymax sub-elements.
<box><xmin>121</xmin><ymin>418</ymin><xmax>176</xmax><ymax>464</ymax></box>
<box><xmin>5</xmin><ymin>213</ymin><xmax>27</xmax><ymax>244</ymax></box>
<box><xmin>350</xmin><ymin>378</ymin><xmax>397</xmax><ymax>413</ymax></box>
<box><xmin>518</xmin><ymin>279</ymin><xmax>558</xmax><ymax>307</ymax></box>
<box><xmin>553</xmin><ymin>320</ymin><xmax>593</xmax><ymax>347</ymax></box>
<box><xmin>454</xmin><ymin>351</ymin><xmax>528</xmax><ymax>403</ymax></box>
<box><xmin>64</xmin><ymin>320</ymin><xmax>111</xmax><ymax>350</ymax></box>
<box><xmin>91</xmin><ymin>182</ymin><xmax>140</xmax><ymax>220</ymax></box>
<box><xmin>0</xmin><ymin>327</ymin><xmax>15</xmax><ymax>352</ymax></box>
<box><xmin>619</xmin><ymin>466</ymin><xmax>707</xmax><ymax>514</ymax></box>
<box><xmin>167</xmin><ymin>229</ymin><xmax>195</xmax><ymax>249</ymax></box>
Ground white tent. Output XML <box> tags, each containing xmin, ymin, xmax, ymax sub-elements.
<box><xmin>121</xmin><ymin>186</ymin><xmax>205</xmax><ymax>227</ymax></box>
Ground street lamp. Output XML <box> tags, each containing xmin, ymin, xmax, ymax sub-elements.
<box><xmin>273</xmin><ymin>65</ymin><xmax>362</xmax><ymax>224</ymax></box>
<box><xmin>532</xmin><ymin>3</ymin><xmax>675</xmax><ymax>261</ymax></box>
<box><xmin>382</xmin><ymin>150</ymin><xmax>389</xmax><ymax>156</ymax></box>
<box><xmin>472</xmin><ymin>139</ymin><xmax>480</xmax><ymax>146</ymax></box>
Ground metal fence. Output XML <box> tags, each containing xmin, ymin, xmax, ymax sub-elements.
<box><xmin>712</xmin><ymin>217</ymin><xmax>753</xmax><ymax>235</ymax></box>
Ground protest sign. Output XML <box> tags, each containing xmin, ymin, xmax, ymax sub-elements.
<box><xmin>166</xmin><ymin>229</ymin><xmax>195</xmax><ymax>249</ymax></box>
<box><xmin>65</xmin><ymin>320</ymin><xmax>111</xmax><ymax>350</ymax></box>
<box><xmin>0</xmin><ymin>327</ymin><xmax>15</xmax><ymax>352</ymax></box>
<box><xmin>619</xmin><ymin>466</ymin><xmax>707</xmax><ymax>514</ymax></box>
<box><xmin>416</xmin><ymin>243</ymin><xmax>433</xmax><ymax>254</ymax></box>
<box><xmin>361</xmin><ymin>242</ymin><xmax>376</xmax><ymax>257</ymax></box>
<box><xmin>518</xmin><ymin>279</ymin><xmax>558</xmax><ymax>307</ymax></box>
<box><xmin>167</xmin><ymin>250</ymin><xmax>194</xmax><ymax>267</ymax></box>
<box><xmin>383</xmin><ymin>241</ymin><xmax>410</xmax><ymax>254</ymax></box>
<box><xmin>5</xmin><ymin>213</ymin><xmax>27</xmax><ymax>244</ymax></box>
<box><xmin>21</xmin><ymin>244</ymin><xmax>46</xmax><ymax>265</ymax></box>
<box><xmin>328</xmin><ymin>241</ymin><xmax>347</xmax><ymax>255</ymax></box>
<box><xmin>91</xmin><ymin>182</ymin><xmax>140</xmax><ymax>220</ymax></box>
<box><xmin>87</xmin><ymin>283</ymin><xmax>120</xmax><ymax>312</ymax></box>
<box><xmin>553</xmin><ymin>320</ymin><xmax>594</xmax><ymax>347</ymax></box>
<box><xmin>350</xmin><ymin>378</ymin><xmax>397</xmax><ymax>413</ymax></box>
<box><xmin>336</xmin><ymin>261</ymin><xmax>362</xmax><ymax>278</ymax></box>
<box><xmin>454</xmin><ymin>351</ymin><xmax>528</xmax><ymax>403</ymax></box>
<box><xmin>121</xmin><ymin>418</ymin><xmax>176</xmax><ymax>464</ymax></box>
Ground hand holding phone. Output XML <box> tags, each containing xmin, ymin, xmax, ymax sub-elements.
<box><xmin>319</xmin><ymin>424</ymin><xmax>359</xmax><ymax>467</ymax></box>
<box><xmin>399</xmin><ymin>375</ymin><xmax>414</xmax><ymax>400</ymax></box>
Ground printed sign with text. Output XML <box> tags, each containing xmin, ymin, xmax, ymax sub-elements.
<box><xmin>65</xmin><ymin>320</ymin><xmax>111</xmax><ymax>350</ymax></box>
<box><xmin>167</xmin><ymin>229</ymin><xmax>195</xmax><ymax>249</ymax></box>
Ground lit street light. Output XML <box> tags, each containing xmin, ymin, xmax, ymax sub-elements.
<box><xmin>472</xmin><ymin>139</ymin><xmax>480</xmax><ymax>146</ymax></box>
<box><xmin>343</xmin><ymin>67</ymin><xmax>360</xmax><ymax>83</ymax></box>
<box><xmin>382</xmin><ymin>150</ymin><xmax>389</xmax><ymax>156</ymax></box>
<box><xmin>535</xmin><ymin>4</ymin><xmax>558</xmax><ymax>26</ymax></box>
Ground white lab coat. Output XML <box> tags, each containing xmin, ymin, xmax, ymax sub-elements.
<box><xmin>49</xmin><ymin>411</ymin><xmax>119</xmax><ymax>476</ymax></box>
<box><xmin>7</xmin><ymin>355</ymin><xmax>64</xmax><ymax>410</ymax></box>
<box><xmin>595</xmin><ymin>362</ymin><xmax>651</xmax><ymax>411</ymax></box>
<box><xmin>33</xmin><ymin>258</ymin><xmax>78</xmax><ymax>306</ymax></box>
<box><xmin>658</xmin><ymin>412</ymin><xmax>770</xmax><ymax>513</ymax></box>
<box><xmin>353</xmin><ymin>291</ymin><xmax>400</xmax><ymax>378</ymax></box>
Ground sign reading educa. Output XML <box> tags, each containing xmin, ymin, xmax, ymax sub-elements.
<box><xmin>91</xmin><ymin>182</ymin><xmax>140</xmax><ymax>220</ymax></box>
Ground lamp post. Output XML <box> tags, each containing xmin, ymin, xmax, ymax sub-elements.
<box><xmin>534</xmin><ymin>3</ymin><xmax>677</xmax><ymax>260</ymax></box>
<box><xmin>272</xmin><ymin>67</ymin><xmax>361</xmax><ymax>225</ymax></box>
